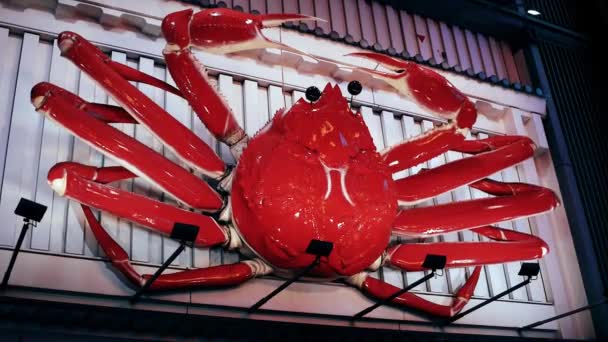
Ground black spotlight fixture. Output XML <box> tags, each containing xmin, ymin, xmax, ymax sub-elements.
<box><xmin>130</xmin><ymin>222</ymin><xmax>199</xmax><ymax>303</ymax></box>
<box><xmin>2</xmin><ymin>198</ymin><xmax>47</xmax><ymax>289</ymax></box>
<box><xmin>353</xmin><ymin>254</ymin><xmax>446</xmax><ymax>319</ymax></box>
<box><xmin>249</xmin><ymin>239</ymin><xmax>334</xmax><ymax>313</ymax></box>
<box><xmin>446</xmin><ymin>262</ymin><xmax>542</xmax><ymax>324</ymax></box>
<box><xmin>305</xmin><ymin>86</ymin><xmax>321</xmax><ymax>103</ymax></box>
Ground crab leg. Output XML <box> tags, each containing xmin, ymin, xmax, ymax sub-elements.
<box><xmin>48</xmin><ymin>162</ymin><xmax>227</xmax><ymax>247</ymax></box>
<box><xmin>160</xmin><ymin>9</ymin><xmax>321</xmax><ymax>157</ymax></box>
<box><xmin>82</xmin><ymin>205</ymin><xmax>269</xmax><ymax>290</ymax></box>
<box><xmin>32</xmin><ymin>82</ymin><xmax>223</xmax><ymax>211</ymax></box>
<box><xmin>347</xmin><ymin>267</ymin><xmax>482</xmax><ymax>318</ymax></box>
<box><xmin>395</xmin><ymin>136</ymin><xmax>535</xmax><ymax>205</ymax></box>
<box><xmin>56</xmin><ymin>31</ymin><xmax>225</xmax><ymax>179</ymax></box>
<box><xmin>387</xmin><ymin>225</ymin><xmax>548</xmax><ymax>272</ymax></box>
<box><xmin>393</xmin><ymin>178</ymin><xmax>558</xmax><ymax>237</ymax></box>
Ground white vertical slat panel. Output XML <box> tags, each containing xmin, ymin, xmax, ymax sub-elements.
<box><xmin>426</xmin><ymin>137</ymin><xmax>455</xmax><ymax>294</ymax></box>
<box><xmin>399</xmin><ymin>117</ymin><xmax>426</xmax><ymax>291</ymax></box>
<box><xmin>222</xmin><ymin>77</ymin><xmax>246</xmax><ymax>265</ymax></box>
<box><xmin>292</xmin><ymin>90</ymin><xmax>305</xmax><ymax>103</ymax></box>
<box><xmin>98</xmin><ymin>52</ymin><xmax>122</xmax><ymax>247</ymax></box>
<box><xmin>48</xmin><ymin>41</ymin><xmax>78</xmax><ymax>254</ymax></box>
<box><xmin>64</xmin><ymin>66</ymin><xmax>97</xmax><ymax>256</ymax></box>
<box><xmin>464</xmin><ymin>30</ymin><xmax>483</xmax><ymax>74</ymax></box>
<box><xmin>284</xmin><ymin>92</ymin><xmax>293</xmax><ymax>109</ymax></box>
<box><xmin>443</xmin><ymin>150</ymin><xmax>469</xmax><ymax>295</ymax></box>
<box><xmin>343</xmin><ymin>0</ymin><xmax>362</xmax><ymax>43</ymax></box>
<box><xmin>379</xmin><ymin>111</ymin><xmax>404</xmax><ymax>289</ymax></box>
<box><xmin>360</xmin><ymin>106</ymin><xmax>382</xmax><ymax>279</ymax></box>
<box><xmin>268</xmin><ymin>85</ymin><xmax>285</xmax><ymax>118</ymax></box>
<box><xmin>150</xmin><ymin>64</ymin><xmax>170</xmax><ymax>265</ymax></box>
<box><xmin>218</xmin><ymin>74</ymin><xmax>236</xmax><ymax>165</ymax></box>
<box><xmin>447</xmin><ymin>132</ymin><xmax>488</xmax><ymax>298</ymax></box>
<box><xmin>371</xmin><ymin>2</ymin><xmax>390</xmax><ymax>49</ymax></box>
<box><xmin>357</xmin><ymin>0</ymin><xmax>376</xmax><ymax>47</ymax></box>
<box><xmin>420</xmin><ymin>120</ymin><xmax>448</xmax><ymax>293</ymax></box>
<box><xmin>31</xmin><ymin>41</ymin><xmax>65</xmax><ymax>251</ymax></box>
<box><xmin>85</xmin><ymin>77</ymin><xmax>110</xmax><ymax>257</ymax></box>
<box><xmin>130</xmin><ymin>57</ymin><xmax>164</xmax><ymax>263</ymax></box>
<box><xmin>163</xmin><ymin>69</ymin><xmax>194</xmax><ymax>267</ymax></box>
<box><xmin>507</xmin><ymin>112</ymin><xmax>550</xmax><ymax>303</ymax></box>
<box><xmin>439</xmin><ymin>22</ymin><xmax>458</xmax><ymax>67</ymax></box>
<box><xmin>192</xmin><ymin>75</ymin><xmax>222</xmax><ymax>268</ymax></box>
<box><xmin>313</xmin><ymin>0</ymin><xmax>331</xmax><ymax>34</ymax></box>
<box><xmin>233</xmin><ymin>0</ymin><xmax>249</xmax><ymax>12</ymax></box>
<box><xmin>399</xmin><ymin>10</ymin><xmax>419</xmax><ymax>58</ymax></box>
<box><xmin>426</xmin><ymin>18</ymin><xmax>444</xmax><ymax>64</ymax></box>
<box><xmin>329</xmin><ymin>0</ymin><xmax>347</xmax><ymax>38</ymax></box>
<box><xmin>452</xmin><ymin>26</ymin><xmax>471</xmax><ymax>71</ymax></box>
<box><xmin>0</xmin><ymin>29</ymin><xmax>21</xmax><ymax>200</ymax></box>
<box><xmin>385</xmin><ymin>5</ymin><xmax>404</xmax><ymax>54</ymax></box>
<box><xmin>476</xmin><ymin>133</ymin><xmax>508</xmax><ymax>297</ymax></box>
<box><xmin>489</xmin><ymin>37</ymin><xmax>508</xmax><ymax>80</ymax></box>
<box><xmin>500</xmin><ymin>166</ymin><xmax>529</xmax><ymax>301</ymax></box>
<box><xmin>413</xmin><ymin>15</ymin><xmax>432</xmax><ymax>60</ymax></box>
<box><xmin>244</xmin><ymin>80</ymin><xmax>268</xmax><ymax>135</ymax></box>
<box><xmin>191</xmin><ymin>76</ymin><xmax>218</xmax><ymax>169</ymax></box>
<box><xmin>250</xmin><ymin>0</ymin><xmax>266</xmax><ymax>13</ymax></box>
<box><xmin>298</xmin><ymin>0</ymin><xmax>314</xmax><ymax>30</ymax></box>
<box><xmin>257</xmin><ymin>86</ymin><xmax>270</xmax><ymax>130</ymax></box>
<box><xmin>267</xmin><ymin>0</ymin><xmax>282</xmax><ymax>13</ymax></box>
<box><xmin>513</xmin><ymin>166</ymin><xmax>548</xmax><ymax>302</ymax></box>
<box><xmin>0</xmin><ymin>33</ymin><xmax>49</xmax><ymax>249</ymax></box>
<box><xmin>501</xmin><ymin>41</ymin><xmax>520</xmax><ymax>83</ymax></box>
<box><xmin>105</xmin><ymin>52</ymin><xmax>134</xmax><ymax>255</ymax></box>
<box><xmin>462</xmin><ymin>133</ymin><xmax>490</xmax><ymax>298</ymax></box>
<box><xmin>477</xmin><ymin>34</ymin><xmax>496</xmax><ymax>77</ymax></box>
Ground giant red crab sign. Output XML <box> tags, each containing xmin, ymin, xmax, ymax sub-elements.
<box><xmin>29</xmin><ymin>8</ymin><xmax>558</xmax><ymax>318</ymax></box>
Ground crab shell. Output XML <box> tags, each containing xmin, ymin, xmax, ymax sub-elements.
<box><xmin>231</xmin><ymin>84</ymin><xmax>398</xmax><ymax>278</ymax></box>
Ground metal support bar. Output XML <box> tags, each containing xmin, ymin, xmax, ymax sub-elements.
<box><xmin>352</xmin><ymin>271</ymin><xmax>436</xmax><ymax>319</ymax></box>
<box><xmin>520</xmin><ymin>298</ymin><xmax>608</xmax><ymax>331</ymax></box>
<box><xmin>447</xmin><ymin>277</ymin><xmax>532</xmax><ymax>324</ymax></box>
<box><xmin>248</xmin><ymin>256</ymin><xmax>321</xmax><ymax>313</ymax></box>
<box><xmin>130</xmin><ymin>242</ymin><xmax>186</xmax><ymax>304</ymax></box>
<box><xmin>1</xmin><ymin>220</ymin><xmax>32</xmax><ymax>289</ymax></box>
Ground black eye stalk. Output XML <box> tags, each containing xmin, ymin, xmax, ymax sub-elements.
<box><xmin>347</xmin><ymin>80</ymin><xmax>362</xmax><ymax>109</ymax></box>
<box><xmin>347</xmin><ymin>80</ymin><xmax>362</xmax><ymax>96</ymax></box>
<box><xmin>305</xmin><ymin>86</ymin><xmax>321</xmax><ymax>103</ymax></box>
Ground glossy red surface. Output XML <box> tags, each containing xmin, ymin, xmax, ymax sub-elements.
<box><xmin>395</xmin><ymin>136</ymin><xmax>535</xmax><ymax>204</ymax></box>
<box><xmin>51</xmin><ymin>163</ymin><xmax>227</xmax><ymax>247</ymax></box>
<box><xmin>56</xmin><ymin>31</ymin><xmax>226</xmax><ymax>179</ymax></box>
<box><xmin>163</xmin><ymin>50</ymin><xmax>245</xmax><ymax>145</ymax></box>
<box><xmin>347</xmin><ymin>51</ymin><xmax>477</xmax><ymax>129</ymax></box>
<box><xmin>29</xmin><ymin>7</ymin><xmax>563</xmax><ymax>319</ymax></box>
<box><xmin>394</xmin><ymin>178</ymin><xmax>558</xmax><ymax>238</ymax></box>
<box><xmin>232</xmin><ymin>85</ymin><xmax>397</xmax><ymax>276</ymax></box>
<box><xmin>83</xmin><ymin>205</ymin><xmax>252</xmax><ymax>290</ymax></box>
<box><xmin>32</xmin><ymin>82</ymin><xmax>223</xmax><ymax>211</ymax></box>
<box><xmin>362</xmin><ymin>267</ymin><xmax>481</xmax><ymax>317</ymax></box>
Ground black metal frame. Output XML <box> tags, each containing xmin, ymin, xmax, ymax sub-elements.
<box><xmin>248</xmin><ymin>239</ymin><xmax>333</xmax><ymax>313</ymax></box>
<box><xmin>130</xmin><ymin>223</ymin><xmax>199</xmax><ymax>304</ymax></box>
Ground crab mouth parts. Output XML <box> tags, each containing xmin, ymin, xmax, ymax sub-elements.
<box><xmin>319</xmin><ymin>159</ymin><xmax>355</xmax><ymax>206</ymax></box>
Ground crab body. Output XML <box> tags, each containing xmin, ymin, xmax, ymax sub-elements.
<box><xmin>232</xmin><ymin>85</ymin><xmax>396</xmax><ymax>277</ymax></box>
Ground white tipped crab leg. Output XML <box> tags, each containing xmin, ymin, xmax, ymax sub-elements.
<box><xmin>32</xmin><ymin>82</ymin><xmax>223</xmax><ymax>211</ymax></box>
<box><xmin>56</xmin><ymin>31</ymin><xmax>226</xmax><ymax>179</ymax></box>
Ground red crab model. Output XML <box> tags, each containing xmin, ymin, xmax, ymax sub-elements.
<box><xmin>30</xmin><ymin>8</ymin><xmax>558</xmax><ymax>318</ymax></box>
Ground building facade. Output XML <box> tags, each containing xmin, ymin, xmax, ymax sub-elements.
<box><xmin>0</xmin><ymin>0</ymin><xmax>604</xmax><ymax>339</ymax></box>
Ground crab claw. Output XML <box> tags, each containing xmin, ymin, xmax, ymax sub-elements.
<box><xmin>162</xmin><ymin>8</ymin><xmax>323</xmax><ymax>55</ymax></box>
<box><xmin>346</xmin><ymin>51</ymin><xmax>410</xmax><ymax>73</ymax></box>
<box><xmin>347</xmin><ymin>51</ymin><xmax>476</xmax><ymax>130</ymax></box>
